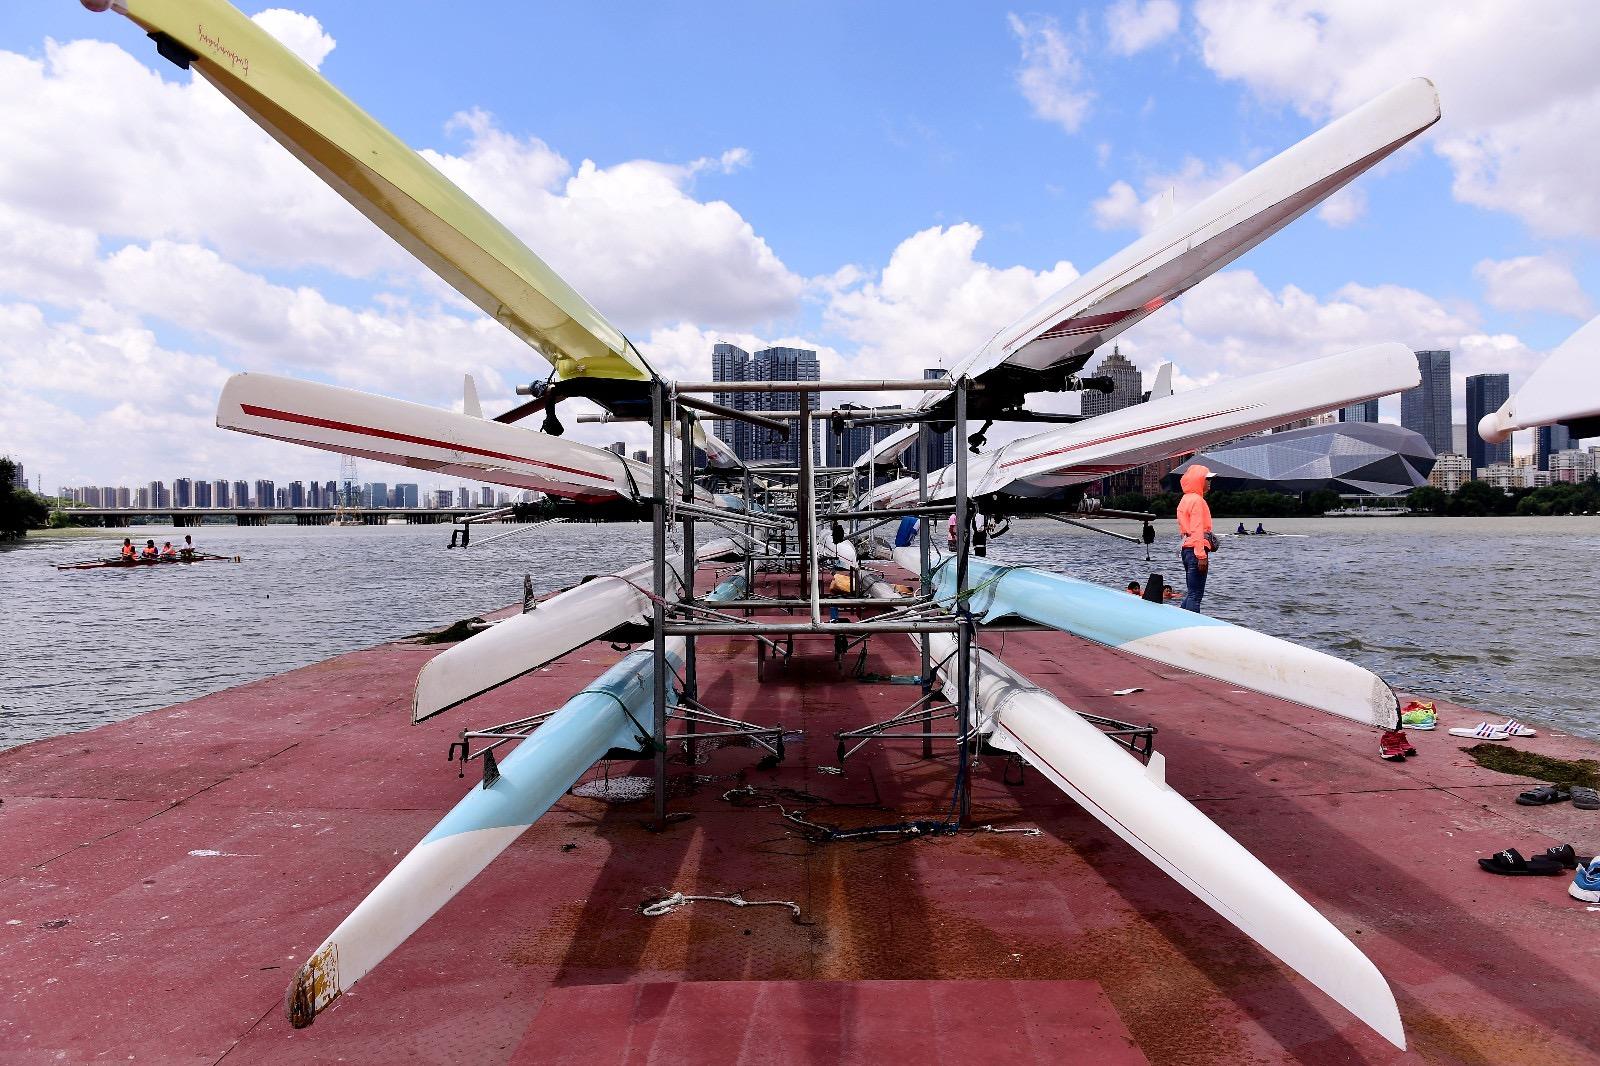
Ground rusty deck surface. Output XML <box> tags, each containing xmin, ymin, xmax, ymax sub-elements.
<box><xmin>3</xmin><ymin>565</ymin><xmax>1599</xmax><ymax>1065</ymax></box>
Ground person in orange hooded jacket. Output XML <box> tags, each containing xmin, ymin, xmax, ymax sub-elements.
<box><xmin>1176</xmin><ymin>464</ymin><xmax>1216</xmax><ymax>611</ymax></box>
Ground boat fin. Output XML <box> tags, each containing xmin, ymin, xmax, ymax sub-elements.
<box><xmin>462</xmin><ymin>374</ymin><xmax>483</xmax><ymax>419</ymax></box>
<box><xmin>1151</xmin><ymin>186</ymin><xmax>1177</xmax><ymax>226</ymax></box>
<box><xmin>1146</xmin><ymin>362</ymin><xmax>1173</xmax><ymax>402</ymax></box>
<box><xmin>1478</xmin><ymin>310</ymin><xmax>1600</xmax><ymax>443</ymax></box>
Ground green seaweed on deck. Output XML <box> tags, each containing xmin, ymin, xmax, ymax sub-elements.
<box><xmin>1461</xmin><ymin>743</ymin><xmax>1600</xmax><ymax>789</ymax></box>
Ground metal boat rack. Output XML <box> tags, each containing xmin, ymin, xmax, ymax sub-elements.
<box><xmin>640</xmin><ymin>374</ymin><xmax>984</xmax><ymax>824</ymax></box>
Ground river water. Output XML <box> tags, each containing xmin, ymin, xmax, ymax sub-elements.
<box><xmin>2</xmin><ymin>516</ymin><xmax>1597</xmax><ymax>749</ymax></box>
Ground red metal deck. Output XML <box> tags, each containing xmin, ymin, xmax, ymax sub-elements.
<box><xmin>2</xmin><ymin>566</ymin><xmax>1598</xmax><ymax>1064</ymax></box>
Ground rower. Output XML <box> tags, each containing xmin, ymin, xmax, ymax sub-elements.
<box><xmin>140</xmin><ymin>539</ymin><xmax>158</xmax><ymax>559</ymax></box>
<box><xmin>1254</xmin><ymin>522</ymin><xmax>1266</xmax><ymax>535</ymax></box>
<box><xmin>1236</xmin><ymin>522</ymin><xmax>1247</xmax><ymax>535</ymax></box>
<box><xmin>159</xmin><ymin>541</ymin><xmax>177</xmax><ymax>559</ymax></box>
<box><xmin>120</xmin><ymin>538</ymin><xmax>135</xmax><ymax>560</ymax></box>
<box><xmin>181</xmin><ymin>534</ymin><xmax>197</xmax><ymax>559</ymax></box>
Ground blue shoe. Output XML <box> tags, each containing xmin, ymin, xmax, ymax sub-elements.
<box><xmin>1571</xmin><ymin>858</ymin><xmax>1600</xmax><ymax>903</ymax></box>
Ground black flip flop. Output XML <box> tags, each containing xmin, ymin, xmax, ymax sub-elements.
<box><xmin>1477</xmin><ymin>848</ymin><xmax>1565</xmax><ymax>876</ymax></box>
<box><xmin>1517</xmin><ymin>784</ymin><xmax>1571</xmax><ymax>806</ymax></box>
<box><xmin>1573</xmin><ymin>786</ymin><xmax>1600</xmax><ymax>811</ymax></box>
<box><xmin>1542</xmin><ymin>844</ymin><xmax>1594</xmax><ymax>870</ymax></box>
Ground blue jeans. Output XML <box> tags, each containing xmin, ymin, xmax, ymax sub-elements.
<box><xmin>1180</xmin><ymin>547</ymin><xmax>1207</xmax><ymax>612</ymax></box>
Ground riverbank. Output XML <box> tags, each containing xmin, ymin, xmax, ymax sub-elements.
<box><xmin>2</xmin><ymin>570</ymin><xmax>1598</xmax><ymax>1064</ymax></box>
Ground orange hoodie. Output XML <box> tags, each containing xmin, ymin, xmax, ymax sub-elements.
<box><xmin>1177</xmin><ymin>465</ymin><xmax>1213</xmax><ymax>559</ymax></box>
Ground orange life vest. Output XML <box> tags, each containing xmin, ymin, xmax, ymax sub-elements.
<box><xmin>121</xmin><ymin>544</ymin><xmax>135</xmax><ymax>558</ymax></box>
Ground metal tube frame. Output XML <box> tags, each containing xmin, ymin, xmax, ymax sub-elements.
<box><xmin>633</xmin><ymin>373</ymin><xmax>981</xmax><ymax>828</ymax></box>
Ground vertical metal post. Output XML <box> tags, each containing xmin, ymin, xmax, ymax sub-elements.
<box><xmin>742</xmin><ymin>468</ymin><xmax>755</xmax><ymax>609</ymax></box>
<box><xmin>650</xmin><ymin>379</ymin><xmax>669</xmax><ymax>826</ymax></box>
<box><xmin>953</xmin><ymin>378</ymin><xmax>972</xmax><ymax>823</ymax></box>
<box><xmin>798</xmin><ymin>403</ymin><xmax>819</xmax><ymax>624</ymax></box>
<box><xmin>917</xmin><ymin>421</ymin><xmax>933</xmax><ymax>759</ymax></box>
<box><xmin>679</xmin><ymin>409</ymin><xmax>698</xmax><ymax>764</ymax></box>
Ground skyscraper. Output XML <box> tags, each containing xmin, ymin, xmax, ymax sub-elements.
<box><xmin>254</xmin><ymin>479</ymin><xmax>275</xmax><ymax>509</ymax></box>
<box><xmin>1466</xmin><ymin>373</ymin><xmax>1511</xmax><ymax>470</ymax></box>
<box><xmin>1400</xmin><ymin>350</ymin><xmax>1452</xmax><ymax>456</ymax></box>
<box><xmin>195</xmin><ymin>481</ymin><xmax>212</xmax><ymax>508</ymax></box>
<box><xmin>1537</xmin><ymin>424</ymin><xmax>1573</xmax><ymax>471</ymax></box>
<box><xmin>1339</xmin><ymin>399</ymin><xmax>1379</xmax><ymax>423</ymax></box>
<box><xmin>395</xmin><ymin>483</ymin><xmax>419</xmax><ymax>508</ymax></box>
<box><xmin>1079</xmin><ymin>346</ymin><xmax>1143</xmax><ymax>418</ymax></box>
<box><xmin>173</xmin><ymin>478</ymin><xmax>193</xmax><ymax>508</ymax></box>
<box><xmin>900</xmin><ymin>369</ymin><xmax>955</xmax><ymax>472</ymax></box>
<box><xmin>708</xmin><ymin>343</ymin><xmax>820</xmax><ymax>463</ymax></box>
<box><xmin>149</xmin><ymin>480</ymin><xmax>170</xmax><ymax>508</ymax></box>
<box><xmin>367</xmin><ymin>482</ymin><xmax>387</xmax><ymax>510</ymax></box>
<box><xmin>5</xmin><ymin>462</ymin><xmax>24</xmax><ymax>489</ymax></box>
<box><xmin>288</xmin><ymin>481</ymin><xmax>306</xmax><ymax>508</ymax></box>
<box><xmin>233</xmin><ymin>480</ymin><xmax>251</xmax><ymax>508</ymax></box>
<box><xmin>213</xmin><ymin>479</ymin><xmax>230</xmax><ymax>508</ymax></box>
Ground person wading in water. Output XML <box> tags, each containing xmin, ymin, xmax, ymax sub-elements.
<box><xmin>1176</xmin><ymin>465</ymin><xmax>1216</xmax><ymax>612</ymax></box>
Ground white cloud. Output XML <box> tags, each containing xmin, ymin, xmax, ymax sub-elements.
<box><xmin>1473</xmin><ymin>255</ymin><xmax>1593</xmax><ymax>318</ymax></box>
<box><xmin>1105</xmin><ymin>0</ymin><xmax>1180</xmax><ymax>55</ymax></box>
<box><xmin>422</xmin><ymin>111</ymin><xmax>801</xmax><ymax>332</ymax></box>
<box><xmin>1192</xmin><ymin>0</ymin><xmax>1600</xmax><ymax>238</ymax></box>
<box><xmin>1091</xmin><ymin>157</ymin><xmax>1246</xmax><ymax>232</ymax></box>
<box><xmin>1007</xmin><ymin>13</ymin><xmax>1094</xmax><ymax>133</ymax></box>
<box><xmin>1316</xmin><ymin>185</ymin><xmax>1367</xmax><ymax>228</ymax></box>
<box><xmin>251</xmin><ymin>9</ymin><xmax>336</xmax><ymax>69</ymax></box>
<box><xmin>820</xmin><ymin>220</ymin><xmax>1080</xmax><ymax>418</ymax></box>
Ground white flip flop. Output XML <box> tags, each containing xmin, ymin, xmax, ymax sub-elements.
<box><xmin>1500</xmin><ymin>718</ymin><xmax>1538</xmax><ymax>737</ymax></box>
<box><xmin>1449</xmin><ymin>723</ymin><xmax>1510</xmax><ymax>741</ymax></box>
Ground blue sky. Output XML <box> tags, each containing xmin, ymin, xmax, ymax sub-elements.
<box><xmin>2</xmin><ymin>1</ymin><xmax>1596</xmax><ymax>486</ymax></box>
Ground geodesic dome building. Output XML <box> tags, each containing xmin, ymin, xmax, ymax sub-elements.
<box><xmin>1168</xmin><ymin>422</ymin><xmax>1436</xmax><ymax>497</ymax></box>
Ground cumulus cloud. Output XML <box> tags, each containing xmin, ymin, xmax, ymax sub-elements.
<box><xmin>251</xmin><ymin>8</ymin><xmax>336</xmax><ymax>69</ymax></box>
<box><xmin>1105</xmin><ymin>0</ymin><xmax>1181</xmax><ymax>55</ymax></box>
<box><xmin>1316</xmin><ymin>185</ymin><xmax>1367</xmax><ymax>228</ymax></box>
<box><xmin>1091</xmin><ymin>157</ymin><xmax>1246</xmax><ymax>232</ymax></box>
<box><xmin>422</xmin><ymin>112</ymin><xmax>801</xmax><ymax>331</ymax></box>
<box><xmin>1007</xmin><ymin>13</ymin><xmax>1094</xmax><ymax>133</ymax></box>
<box><xmin>1473</xmin><ymin>255</ymin><xmax>1593</xmax><ymax>318</ymax></box>
<box><xmin>1192</xmin><ymin>0</ymin><xmax>1600</xmax><ymax>238</ymax></box>
<box><xmin>823</xmin><ymin>223</ymin><xmax>1080</xmax><ymax>382</ymax></box>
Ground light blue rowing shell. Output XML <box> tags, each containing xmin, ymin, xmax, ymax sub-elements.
<box><xmin>925</xmin><ymin>554</ymin><xmax>1397</xmax><ymax>729</ymax></box>
<box><xmin>287</xmin><ymin>574</ymin><xmax>748</xmax><ymax>1026</ymax></box>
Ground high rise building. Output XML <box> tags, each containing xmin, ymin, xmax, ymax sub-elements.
<box><xmin>631</xmin><ymin>450</ymin><xmax>648</xmax><ymax>463</ymax></box>
<box><xmin>709</xmin><ymin>343</ymin><xmax>820</xmax><ymax>463</ymax></box>
<box><xmin>1465</xmin><ymin>373</ymin><xmax>1511</xmax><ymax>471</ymax></box>
<box><xmin>195</xmin><ymin>481</ymin><xmax>212</xmax><ymax>508</ymax></box>
<box><xmin>1537</xmin><ymin>424</ymin><xmax>1573</xmax><ymax>471</ymax></box>
<box><xmin>900</xmin><ymin>369</ymin><xmax>956</xmax><ymax>472</ymax></box>
<box><xmin>233</xmin><ymin>480</ymin><xmax>251</xmax><ymax>508</ymax></box>
<box><xmin>1429</xmin><ymin>453</ymin><xmax>1471</xmax><ymax>493</ymax></box>
<box><xmin>212</xmin><ymin>479</ymin><xmax>230</xmax><ymax>508</ymax></box>
<box><xmin>477</xmin><ymin>486</ymin><xmax>495</xmax><ymax>507</ymax></box>
<box><xmin>608</xmin><ymin>442</ymin><xmax>626</xmax><ymax>456</ymax></box>
<box><xmin>5</xmin><ymin>462</ymin><xmax>24</xmax><ymax>489</ymax></box>
<box><xmin>136</xmin><ymin>486</ymin><xmax>150</xmax><ymax>509</ymax></box>
<box><xmin>99</xmin><ymin>485</ymin><xmax>116</xmax><ymax>508</ymax></box>
<box><xmin>115</xmin><ymin>486</ymin><xmax>131</xmax><ymax>509</ymax></box>
<box><xmin>288</xmin><ymin>481</ymin><xmax>306</xmax><ymax>508</ymax></box>
<box><xmin>1550</xmin><ymin>448</ymin><xmax>1596</xmax><ymax>483</ymax></box>
<box><xmin>149</xmin><ymin>480</ymin><xmax>170</xmax><ymax>508</ymax></box>
<box><xmin>174</xmin><ymin>478</ymin><xmax>193</xmax><ymax>508</ymax></box>
<box><xmin>395</xmin><ymin>483</ymin><xmax>419</xmax><ymax>508</ymax></box>
<box><xmin>1079</xmin><ymin>346</ymin><xmax>1143</xmax><ymax>418</ymax></box>
<box><xmin>1452</xmin><ymin>423</ymin><xmax>1467</xmax><ymax>455</ymax></box>
<box><xmin>254</xmin><ymin>479</ymin><xmax>275</xmax><ymax>509</ymax></box>
<box><xmin>823</xmin><ymin>406</ymin><xmax>902</xmax><ymax>468</ymax></box>
<box><xmin>1339</xmin><ymin>399</ymin><xmax>1380</xmax><ymax>423</ymax></box>
<box><xmin>1400</xmin><ymin>350</ymin><xmax>1452</xmax><ymax>457</ymax></box>
<box><xmin>456</xmin><ymin>487</ymin><xmax>470</xmax><ymax>508</ymax></box>
<box><xmin>367</xmin><ymin>482</ymin><xmax>387</xmax><ymax>510</ymax></box>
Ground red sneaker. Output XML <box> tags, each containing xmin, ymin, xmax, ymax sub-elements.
<box><xmin>1379</xmin><ymin>729</ymin><xmax>1410</xmax><ymax>762</ymax></box>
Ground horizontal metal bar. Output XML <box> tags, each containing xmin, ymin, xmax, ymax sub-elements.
<box><xmin>675</xmin><ymin>394</ymin><xmax>792</xmax><ymax>437</ymax></box>
<box><xmin>674</xmin><ymin>501</ymin><xmax>789</xmax><ymax>530</ymax></box>
<box><xmin>664</xmin><ymin>620</ymin><xmax>961</xmax><ymax>636</ymax></box>
<box><xmin>575</xmin><ymin>413</ymin><xmax>647</xmax><ymax>423</ymax></box>
<box><xmin>820</xmin><ymin>504</ymin><xmax>950</xmax><ymax>520</ymax></box>
<box><xmin>1039</xmin><ymin>513</ymin><xmax>1140</xmax><ymax>544</ymax></box>
<box><xmin>675</xmin><ymin>379</ymin><xmax>957</xmax><ymax>394</ymax></box>
<box><xmin>1081</xmin><ymin>506</ymin><xmax>1158</xmax><ymax>521</ymax></box>
<box><xmin>693</xmin><ymin>596</ymin><xmax>928</xmax><ymax>609</ymax></box>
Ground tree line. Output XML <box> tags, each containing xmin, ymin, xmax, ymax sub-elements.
<box><xmin>1099</xmin><ymin>477</ymin><xmax>1600</xmax><ymax>519</ymax></box>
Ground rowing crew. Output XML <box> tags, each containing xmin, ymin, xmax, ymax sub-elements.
<box><xmin>119</xmin><ymin>534</ymin><xmax>200</xmax><ymax>561</ymax></box>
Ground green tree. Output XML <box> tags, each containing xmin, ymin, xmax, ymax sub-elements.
<box><xmin>0</xmin><ymin>457</ymin><xmax>50</xmax><ymax>540</ymax></box>
<box><xmin>1407</xmin><ymin>485</ymin><xmax>1449</xmax><ymax>515</ymax></box>
<box><xmin>1449</xmin><ymin>479</ymin><xmax>1513</xmax><ymax>516</ymax></box>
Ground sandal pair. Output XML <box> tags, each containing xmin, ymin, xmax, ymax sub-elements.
<box><xmin>1478</xmin><ymin>844</ymin><xmax>1594</xmax><ymax>875</ymax></box>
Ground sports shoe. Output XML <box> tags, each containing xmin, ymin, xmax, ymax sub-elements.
<box><xmin>1570</xmin><ymin>857</ymin><xmax>1600</xmax><ymax>903</ymax></box>
<box><xmin>1379</xmin><ymin>729</ymin><xmax>1410</xmax><ymax>762</ymax></box>
<box><xmin>1401</xmin><ymin>701</ymin><xmax>1437</xmax><ymax>730</ymax></box>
